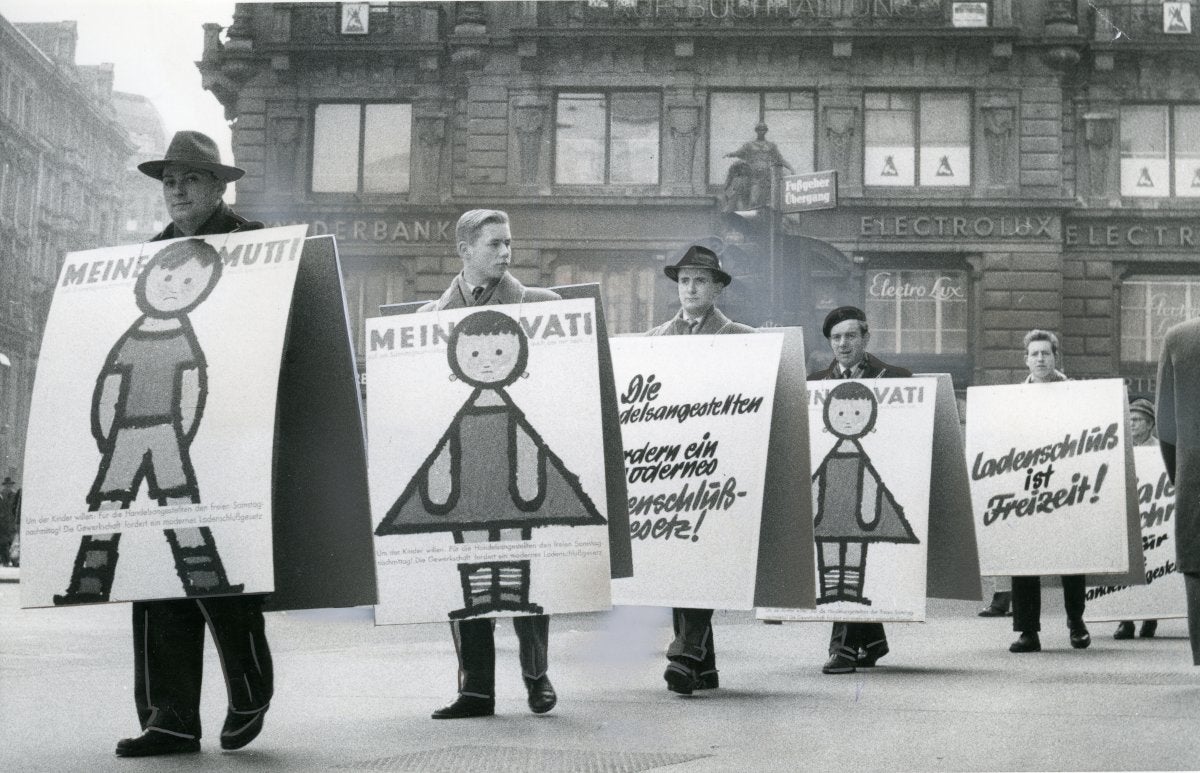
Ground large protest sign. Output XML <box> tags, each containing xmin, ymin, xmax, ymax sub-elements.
<box><xmin>760</xmin><ymin>377</ymin><xmax>938</xmax><ymax>623</ymax></box>
<box><xmin>20</xmin><ymin>227</ymin><xmax>299</xmax><ymax>606</ymax></box>
<box><xmin>1085</xmin><ymin>446</ymin><xmax>1186</xmax><ymax>621</ymax></box>
<box><xmin>966</xmin><ymin>379</ymin><xmax>1143</xmax><ymax>579</ymax></box>
<box><xmin>610</xmin><ymin>332</ymin><xmax>813</xmax><ymax>611</ymax></box>
<box><xmin>368</xmin><ymin>298</ymin><xmax>613</xmax><ymax>625</ymax></box>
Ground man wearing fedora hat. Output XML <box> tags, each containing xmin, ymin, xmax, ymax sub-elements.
<box><xmin>139</xmin><ymin>130</ymin><xmax>263</xmax><ymax>240</ymax></box>
<box><xmin>809</xmin><ymin>305</ymin><xmax>911</xmax><ymax>674</ymax></box>
<box><xmin>80</xmin><ymin>130</ymin><xmax>271</xmax><ymax>757</ymax></box>
<box><xmin>647</xmin><ymin>243</ymin><xmax>754</xmax><ymax>694</ymax></box>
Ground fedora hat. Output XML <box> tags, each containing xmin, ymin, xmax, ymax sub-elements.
<box><xmin>663</xmin><ymin>245</ymin><xmax>732</xmax><ymax>286</ymax></box>
<box><xmin>138</xmin><ymin>131</ymin><xmax>245</xmax><ymax>182</ymax></box>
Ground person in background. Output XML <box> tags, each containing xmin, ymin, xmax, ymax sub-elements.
<box><xmin>1114</xmin><ymin>397</ymin><xmax>1159</xmax><ymax>640</ymax></box>
<box><xmin>0</xmin><ymin>477</ymin><xmax>18</xmax><ymax>567</ymax></box>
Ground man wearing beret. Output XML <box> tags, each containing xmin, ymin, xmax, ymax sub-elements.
<box><xmin>55</xmin><ymin>131</ymin><xmax>273</xmax><ymax>757</ymax></box>
<box><xmin>1114</xmin><ymin>397</ymin><xmax>1159</xmax><ymax>640</ymax></box>
<box><xmin>647</xmin><ymin>244</ymin><xmax>754</xmax><ymax>694</ymax></box>
<box><xmin>808</xmin><ymin>305</ymin><xmax>911</xmax><ymax>674</ymax></box>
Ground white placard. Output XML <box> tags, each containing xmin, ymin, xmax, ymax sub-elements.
<box><xmin>1085</xmin><ymin>446</ymin><xmax>1186</xmax><ymax>621</ymax></box>
<box><xmin>610</xmin><ymin>334</ymin><xmax>783</xmax><ymax>610</ymax></box>
<box><xmin>967</xmin><ymin>380</ymin><xmax>1134</xmax><ymax>576</ymax></box>
<box><xmin>762</xmin><ymin>377</ymin><xmax>937</xmax><ymax>623</ymax></box>
<box><xmin>368</xmin><ymin>299</ymin><xmax>612</xmax><ymax>624</ymax></box>
<box><xmin>21</xmin><ymin>226</ymin><xmax>308</xmax><ymax>608</ymax></box>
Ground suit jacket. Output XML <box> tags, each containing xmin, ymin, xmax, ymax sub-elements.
<box><xmin>807</xmin><ymin>352</ymin><xmax>913</xmax><ymax>381</ymax></box>
<box><xmin>645</xmin><ymin>306</ymin><xmax>756</xmax><ymax>336</ymax></box>
<box><xmin>420</xmin><ymin>271</ymin><xmax>561</xmax><ymax>312</ymax></box>
<box><xmin>150</xmin><ymin>201</ymin><xmax>263</xmax><ymax>242</ymax></box>
<box><xmin>1156</xmin><ymin>318</ymin><xmax>1200</xmax><ymax>573</ymax></box>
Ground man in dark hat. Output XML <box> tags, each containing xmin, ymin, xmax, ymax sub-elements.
<box><xmin>646</xmin><ymin>244</ymin><xmax>753</xmax><ymax>694</ymax></box>
<box><xmin>93</xmin><ymin>131</ymin><xmax>270</xmax><ymax>757</ymax></box>
<box><xmin>808</xmin><ymin>306</ymin><xmax>911</xmax><ymax>674</ymax></box>
<box><xmin>139</xmin><ymin>130</ymin><xmax>262</xmax><ymax>239</ymax></box>
<box><xmin>646</xmin><ymin>245</ymin><xmax>754</xmax><ymax>337</ymax></box>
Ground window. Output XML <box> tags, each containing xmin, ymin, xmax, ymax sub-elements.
<box><xmin>555</xmin><ymin>92</ymin><xmax>660</xmax><ymax>185</ymax></box>
<box><xmin>1120</xmin><ymin>105</ymin><xmax>1200</xmax><ymax>198</ymax></box>
<box><xmin>709</xmin><ymin>91</ymin><xmax>815</xmax><ymax>186</ymax></box>
<box><xmin>864</xmin><ymin>268</ymin><xmax>968</xmax><ymax>355</ymax></box>
<box><xmin>552</xmin><ymin>259</ymin><xmax>659</xmax><ymax>335</ymax></box>
<box><xmin>1121</xmin><ymin>276</ymin><xmax>1200</xmax><ymax>362</ymax></box>
<box><xmin>865</xmin><ymin>92</ymin><xmax>971</xmax><ymax>187</ymax></box>
<box><xmin>312</xmin><ymin>103</ymin><xmax>411</xmax><ymax>193</ymax></box>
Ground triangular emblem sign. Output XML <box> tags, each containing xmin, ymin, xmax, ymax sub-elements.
<box><xmin>881</xmin><ymin>156</ymin><xmax>899</xmax><ymax>177</ymax></box>
<box><xmin>935</xmin><ymin>156</ymin><xmax>954</xmax><ymax>177</ymax></box>
<box><xmin>1137</xmin><ymin>167</ymin><xmax>1155</xmax><ymax>188</ymax></box>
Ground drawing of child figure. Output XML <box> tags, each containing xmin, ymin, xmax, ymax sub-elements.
<box><xmin>376</xmin><ymin>309</ymin><xmax>605</xmax><ymax>618</ymax></box>
<box><xmin>811</xmin><ymin>381</ymin><xmax>918</xmax><ymax>606</ymax></box>
<box><xmin>55</xmin><ymin>238</ymin><xmax>243</xmax><ymax>604</ymax></box>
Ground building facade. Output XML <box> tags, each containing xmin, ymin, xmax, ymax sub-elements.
<box><xmin>112</xmin><ymin>90</ymin><xmax>169</xmax><ymax>243</ymax></box>
<box><xmin>197</xmin><ymin>0</ymin><xmax>1200</xmax><ymax>395</ymax></box>
<box><xmin>0</xmin><ymin>17</ymin><xmax>131</xmax><ymax>480</ymax></box>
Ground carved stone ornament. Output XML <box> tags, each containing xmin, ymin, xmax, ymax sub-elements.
<box><xmin>515</xmin><ymin>105</ymin><xmax>546</xmax><ymax>185</ymax></box>
<box><xmin>982</xmin><ymin>107</ymin><xmax>1014</xmax><ymax>184</ymax></box>
<box><xmin>824</xmin><ymin>107</ymin><xmax>856</xmax><ymax>175</ymax></box>
<box><xmin>668</xmin><ymin>105</ymin><xmax>699</xmax><ymax>185</ymax></box>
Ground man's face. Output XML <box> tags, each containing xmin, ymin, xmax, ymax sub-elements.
<box><xmin>829</xmin><ymin>319</ymin><xmax>869</xmax><ymax>370</ymax></box>
<box><xmin>460</xmin><ymin>222</ymin><xmax>512</xmax><ymax>286</ymax></box>
<box><xmin>1025</xmin><ymin>339</ymin><xmax>1056</xmax><ymax>381</ymax></box>
<box><xmin>142</xmin><ymin>257</ymin><xmax>216</xmax><ymax>315</ymax></box>
<box><xmin>161</xmin><ymin>164</ymin><xmax>224</xmax><ymax>232</ymax></box>
<box><xmin>676</xmin><ymin>267</ymin><xmax>723</xmax><ymax>317</ymax></box>
<box><xmin>1130</xmin><ymin>413</ymin><xmax>1153</xmax><ymax>444</ymax></box>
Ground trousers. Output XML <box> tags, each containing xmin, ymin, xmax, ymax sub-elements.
<box><xmin>451</xmin><ymin>614</ymin><xmax>549</xmax><ymax>697</ymax></box>
<box><xmin>1011</xmin><ymin>575</ymin><xmax>1086</xmax><ymax>632</ymax></box>
<box><xmin>132</xmin><ymin>594</ymin><xmax>272</xmax><ymax>739</ymax></box>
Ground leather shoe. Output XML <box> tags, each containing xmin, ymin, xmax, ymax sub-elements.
<box><xmin>857</xmin><ymin>643</ymin><xmax>889</xmax><ymax>668</ymax></box>
<box><xmin>1009</xmin><ymin>632</ymin><xmax>1041</xmax><ymax>653</ymax></box>
<box><xmin>695</xmin><ymin>670</ymin><xmax>719</xmax><ymax>690</ymax></box>
<box><xmin>115</xmin><ymin>730</ymin><xmax>200</xmax><ymax>758</ymax></box>
<box><xmin>822</xmin><ymin>648</ymin><xmax>857</xmax><ymax>674</ymax></box>
<box><xmin>1140</xmin><ymin>620</ymin><xmax>1158</xmax><ymax>638</ymax></box>
<box><xmin>978</xmin><ymin>591</ymin><xmax>1012</xmax><ymax>617</ymax></box>
<box><xmin>1069</xmin><ymin>620</ymin><xmax>1091</xmax><ymax>649</ymax></box>
<box><xmin>523</xmin><ymin>674</ymin><xmax>557</xmax><ymax>714</ymax></box>
<box><xmin>220</xmin><ymin>706</ymin><xmax>267</xmax><ymax>750</ymax></box>
<box><xmin>431</xmin><ymin>694</ymin><xmax>494</xmax><ymax>719</ymax></box>
<box><xmin>664</xmin><ymin>661</ymin><xmax>699</xmax><ymax>694</ymax></box>
<box><xmin>1113</xmin><ymin>621</ymin><xmax>1135</xmax><ymax>640</ymax></box>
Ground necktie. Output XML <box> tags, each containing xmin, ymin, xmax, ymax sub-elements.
<box><xmin>688</xmin><ymin>319</ymin><xmax>700</xmax><ymax>334</ymax></box>
<box><xmin>471</xmin><ymin>285</ymin><xmax>484</xmax><ymax>302</ymax></box>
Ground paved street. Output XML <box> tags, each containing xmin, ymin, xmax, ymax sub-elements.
<box><xmin>1</xmin><ymin>579</ymin><xmax>1198</xmax><ymax>772</ymax></box>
